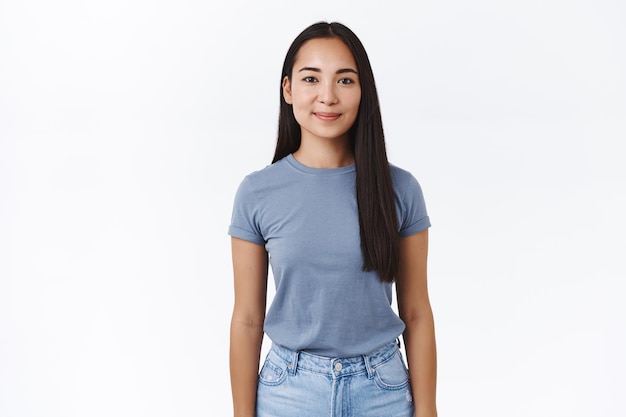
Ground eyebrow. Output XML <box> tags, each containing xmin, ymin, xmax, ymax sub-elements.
<box><xmin>298</xmin><ymin>67</ymin><xmax>358</xmax><ymax>75</ymax></box>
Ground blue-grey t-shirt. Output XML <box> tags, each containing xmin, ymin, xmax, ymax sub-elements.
<box><xmin>228</xmin><ymin>154</ymin><xmax>430</xmax><ymax>357</ymax></box>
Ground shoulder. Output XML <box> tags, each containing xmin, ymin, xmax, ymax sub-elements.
<box><xmin>389</xmin><ymin>163</ymin><xmax>414</xmax><ymax>182</ymax></box>
<box><xmin>237</xmin><ymin>156</ymin><xmax>293</xmax><ymax>191</ymax></box>
<box><xmin>389</xmin><ymin>163</ymin><xmax>423</xmax><ymax>195</ymax></box>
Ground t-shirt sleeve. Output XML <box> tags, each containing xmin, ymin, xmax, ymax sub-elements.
<box><xmin>398</xmin><ymin>173</ymin><xmax>431</xmax><ymax>238</ymax></box>
<box><xmin>227</xmin><ymin>176</ymin><xmax>266</xmax><ymax>245</ymax></box>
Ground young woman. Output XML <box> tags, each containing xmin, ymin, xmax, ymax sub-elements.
<box><xmin>228</xmin><ymin>21</ymin><xmax>437</xmax><ymax>417</ymax></box>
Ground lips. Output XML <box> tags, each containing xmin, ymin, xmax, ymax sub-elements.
<box><xmin>314</xmin><ymin>112</ymin><xmax>341</xmax><ymax>121</ymax></box>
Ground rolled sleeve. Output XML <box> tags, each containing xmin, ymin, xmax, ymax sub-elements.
<box><xmin>227</xmin><ymin>176</ymin><xmax>266</xmax><ymax>245</ymax></box>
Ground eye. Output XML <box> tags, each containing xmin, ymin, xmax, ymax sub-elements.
<box><xmin>338</xmin><ymin>78</ymin><xmax>355</xmax><ymax>85</ymax></box>
<box><xmin>302</xmin><ymin>76</ymin><xmax>318</xmax><ymax>83</ymax></box>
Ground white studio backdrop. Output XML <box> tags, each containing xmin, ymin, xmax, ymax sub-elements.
<box><xmin>1</xmin><ymin>0</ymin><xmax>624</xmax><ymax>416</ymax></box>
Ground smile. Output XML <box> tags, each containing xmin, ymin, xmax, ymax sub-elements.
<box><xmin>314</xmin><ymin>112</ymin><xmax>341</xmax><ymax>121</ymax></box>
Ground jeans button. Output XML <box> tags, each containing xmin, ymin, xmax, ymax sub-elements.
<box><xmin>334</xmin><ymin>362</ymin><xmax>342</xmax><ymax>371</ymax></box>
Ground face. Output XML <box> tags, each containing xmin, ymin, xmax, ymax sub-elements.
<box><xmin>282</xmin><ymin>37</ymin><xmax>361</xmax><ymax>144</ymax></box>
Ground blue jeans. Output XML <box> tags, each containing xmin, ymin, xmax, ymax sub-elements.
<box><xmin>256</xmin><ymin>341</ymin><xmax>415</xmax><ymax>417</ymax></box>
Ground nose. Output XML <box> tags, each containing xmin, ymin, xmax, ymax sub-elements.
<box><xmin>318</xmin><ymin>81</ymin><xmax>338</xmax><ymax>105</ymax></box>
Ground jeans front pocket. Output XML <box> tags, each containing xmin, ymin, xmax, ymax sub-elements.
<box><xmin>373</xmin><ymin>351</ymin><xmax>410</xmax><ymax>391</ymax></box>
<box><xmin>258</xmin><ymin>350</ymin><xmax>288</xmax><ymax>386</ymax></box>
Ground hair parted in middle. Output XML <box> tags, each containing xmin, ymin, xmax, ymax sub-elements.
<box><xmin>272</xmin><ymin>21</ymin><xmax>400</xmax><ymax>283</ymax></box>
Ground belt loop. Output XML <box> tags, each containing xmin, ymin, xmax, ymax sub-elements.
<box><xmin>363</xmin><ymin>354</ymin><xmax>375</xmax><ymax>379</ymax></box>
<box><xmin>287</xmin><ymin>350</ymin><xmax>299</xmax><ymax>375</ymax></box>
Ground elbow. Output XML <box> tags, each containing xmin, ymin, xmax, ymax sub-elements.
<box><xmin>231</xmin><ymin>311</ymin><xmax>265</xmax><ymax>330</ymax></box>
<box><xmin>400</xmin><ymin>307</ymin><xmax>434</xmax><ymax>327</ymax></box>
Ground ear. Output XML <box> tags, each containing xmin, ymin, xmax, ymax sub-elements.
<box><xmin>282</xmin><ymin>76</ymin><xmax>293</xmax><ymax>104</ymax></box>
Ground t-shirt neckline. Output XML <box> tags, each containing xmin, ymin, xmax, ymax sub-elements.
<box><xmin>286</xmin><ymin>153</ymin><xmax>356</xmax><ymax>176</ymax></box>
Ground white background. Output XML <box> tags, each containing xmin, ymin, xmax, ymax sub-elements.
<box><xmin>1</xmin><ymin>0</ymin><xmax>625</xmax><ymax>416</ymax></box>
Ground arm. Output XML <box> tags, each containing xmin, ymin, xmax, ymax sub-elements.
<box><xmin>230</xmin><ymin>237</ymin><xmax>269</xmax><ymax>417</ymax></box>
<box><xmin>396</xmin><ymin>229</ymin><xmax>437</xmax><ymax>417</ymax></box>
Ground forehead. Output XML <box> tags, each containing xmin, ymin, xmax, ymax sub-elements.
<box><xmin>294</xmin><ymin>37</ymin><xmax>357</xmax><ymax>69</ymax></box>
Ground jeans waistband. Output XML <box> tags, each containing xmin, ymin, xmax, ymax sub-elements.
<box><xmin>269</xmin><ymin>341</ymin><xmax>401</xmax><ymax>379</ymax></box>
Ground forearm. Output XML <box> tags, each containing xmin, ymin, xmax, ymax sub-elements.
<box><xmin>230</xmin><ymin>318</ymin><xmax>265</xmax><ymax>417</ymax></box>
<box><xmin>403</xmin><ymin>311</ymin><xmax>437</xmax><ymax>417</ymax></box>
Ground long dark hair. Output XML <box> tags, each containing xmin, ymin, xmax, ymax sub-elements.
<box><xmin>272</xmin><ymin>22</ymin><xmax>399</xmax><ymax>283</ymax></box>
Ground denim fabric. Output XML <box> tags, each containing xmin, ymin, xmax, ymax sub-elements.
<box><xmin>256</xmin><ymin>341</ymin><xmax>414</xmax><ymax>417</ymax></box>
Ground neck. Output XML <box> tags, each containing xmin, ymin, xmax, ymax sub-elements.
<box><xmin>293</xmin><ymin>135</ymin><xmax>354</xmax><ymax>169</ymax></box>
